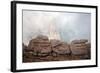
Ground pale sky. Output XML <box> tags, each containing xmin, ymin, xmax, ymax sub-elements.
<box><xmin>23</xmin><ymin>10</ymin><xmax>91</xmax><ymax>45</ymax></box>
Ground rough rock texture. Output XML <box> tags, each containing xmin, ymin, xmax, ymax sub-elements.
<box><xmin>28</xmin><ymin>35</ymin><xmax>51</xmax><ymax>56</ymax></box>
<box><xmin>23</xmin><ymin>35</ymin><xmax>91</xmax><ymax>62</ymax></box>
<box><xmin>70</xmin><ymin>39</ymin><xmax>90</xmax><ymax>56</ymax></box>
<box><xmin>50</xmin><ymin>40</ymin><xmax>71</xmax><ymax>56</ymax></box>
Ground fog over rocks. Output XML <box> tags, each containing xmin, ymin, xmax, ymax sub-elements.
<box><xmin>23</xmin><ymin>11</ymin><xmax>91</xmax><ymax>45</ymax></box>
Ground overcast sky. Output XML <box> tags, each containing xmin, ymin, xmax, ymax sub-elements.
<box><xmin>23</xmin><ymin>10</ymin><xmax>91</xmax><ymax>45</ymax></box>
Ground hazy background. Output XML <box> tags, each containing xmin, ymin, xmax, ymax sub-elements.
<box><xmin>23</xmin><ymin>10</ymin><xmax>91</xmax><ymax>45</ymax></box>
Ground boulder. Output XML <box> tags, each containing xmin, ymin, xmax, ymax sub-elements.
<box><xmin>50</xmin><ymin>40</ymin><xmax>71</xmax><ymax>56</ymax></box>
<box><xmin>28</xmin><ymin>35</ymin><xmax>51</xmax><ymax>56</ymax></box>
<box><xmin>70</xmin><ymin>39</ymin><xmax>90</xmax><ymax>56</ymax></box>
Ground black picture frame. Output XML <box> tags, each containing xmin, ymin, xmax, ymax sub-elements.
<box><xmin>11</xmin><ymin>1</ymin><xmax>98</xmax><ymax>72</ymax></box>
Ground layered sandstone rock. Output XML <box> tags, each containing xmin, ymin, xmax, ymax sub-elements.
<box><xmin>23</xmin><ymin>35</ymin><xmax>91</xmax><ymax>62</ymax></box>
<box><xmin>28</xmin><ymin>35</ymin><xmax>51</xmax><ymax>56</ymax></box>
<box><xmin>50</xmin><ymin>40</ymin><xmax>71</xmax><ymax>56</ymax></box>
<box><xmin>70</xmin><ymin>39</ymin><xmax>90</xmax><ymax>56</ymax></box>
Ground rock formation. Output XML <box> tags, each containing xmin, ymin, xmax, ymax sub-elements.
<box><xmin>23</xmin><ymin>35</ymin><xmax>91</xmax><ymax>62</ymax></box>
<box><xmin>70</xmin><ymin>39</ymin><xmax>91</xmax><ymax>59</ymax></box>
<box><xmin>28</xmin><ymin>35</ymin><xmax>51</xmax><ymax>56</ymax></box>
<box><xmin>50</xmin><ymin>39</ymin><xmax>71</xmax><ymax>56</ymax></box>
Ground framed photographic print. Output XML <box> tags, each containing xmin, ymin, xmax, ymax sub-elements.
<box><xmin>11</xmin><ymin>1</ymin><xmax>98</xmax><ymax>72</ymax></box>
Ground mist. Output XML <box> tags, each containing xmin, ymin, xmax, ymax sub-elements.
<box><xmin>23</xmin><ymin>10</ymin><xmax>91</xmax><ymax>45</ymax></box>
